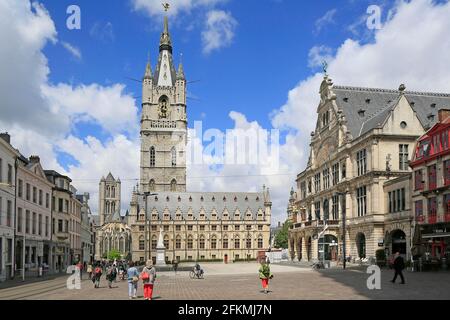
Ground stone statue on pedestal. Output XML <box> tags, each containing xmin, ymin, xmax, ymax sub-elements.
<box><xmin>156</xmin><ymin>228</ymin><xmax>167</xmax><ymax>266</ymax></box>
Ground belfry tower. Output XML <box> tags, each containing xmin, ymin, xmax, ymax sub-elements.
<box><xmin>139</xmin><ymin>14</ymin><xmax>187</xmax><ymax>193</ymax></box>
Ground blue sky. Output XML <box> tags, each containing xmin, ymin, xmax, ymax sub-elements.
<box><xmin>3</xmin><ymin>0</ymin><xmax>450</xmax><ymax>224</ymax></box>
<box><xmin>42</xmin><ymin>0</ymin><xmax>382</xmax><ymax>144</ymax></box>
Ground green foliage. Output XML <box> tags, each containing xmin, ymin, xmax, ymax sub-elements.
<box><xmin>107</xmin><ymin>249</ymin><xmax>122</xmax><ymax>261</ymax></box>
<box><xmin>274</xmin><ymin>220</ymin><xmax>292</xmax><ymax>249</ymax></box>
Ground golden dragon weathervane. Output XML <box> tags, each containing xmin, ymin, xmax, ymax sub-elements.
<box><xmin>162</xmin><ymin>2</ymin><xmax>170</xmax><ymax>12</ymax></box>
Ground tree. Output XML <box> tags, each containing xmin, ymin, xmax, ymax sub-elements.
<box><xmin>274</xmin><ymin>220</ymin><xmax>292</xmax><ymax>249</ymax></box>
<box><xmin>107</xmin><ymin>249</ymin><xmax>122</xmax><ymax>261</ymax></box>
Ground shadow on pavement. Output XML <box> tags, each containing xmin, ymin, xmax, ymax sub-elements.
<box><xmin>314</xmin><ymin>266</ymin><xmax>450</xmax><ymax>300</ymax></box>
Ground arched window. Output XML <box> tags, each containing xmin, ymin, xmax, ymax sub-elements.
<box><xmin>111</xmin><ymin>187</ymin><xmax>115</xmax><ymax>198</ymax></box>
<box><xmin>111</xmin><ymin>202</ymin><xmax>116</xmax><ymax>214</ymax></box>
<box><xmin>150</xmin><ymin>147</ymin><xmax>156</xmax><ymax>167</ymax></box>
<box><xmin>106</xmin><ymin>186</ymin><xmax>110</xmax><ymax>198</ymax></box>
<box><xmin>151</xmin><ymin>235</ymin><xmax>157</xmax><ymax>250</ymax></box>
<box><xmin>139</xmin><ymin>236</ymin><xmax>145</xmax><ymax>250</ymax></box>
<box><xmin>234</xmin><ymin>237</ymin><xmax>240</xmax><ymax>249</ymax></box>
<box><xmin>199</xmin><ymin>236</ymin><xmax>205</xmax><ymax>249</ymax></box>
<box><xmin>106</xmin><ymin>201</ymin><xmax>110</xmax><ymax>214</ymax></box>
<box><xmin>149</xmin><ymin>179</ymin><xmax>155</xmax><ymax>192</ymax></box>
<box><xmin>171</xmin><ymin>147</ymin><xmax>177</xmax><ymax>167</ymax></box>
<box><xmin>163</xmin><ymin>236</ymin><xmax>169</xmax><ymax>249</ymax></box>
<box><xmin>176</xmin><ymin>236</ymin><xmax>182</xmax><ymax>249</ymax></box>
<box><xmin>246</xmin><ymin>237</ymin><xmax>252</xmax><ymax>249</ymax></box>
<box><xmin>223</xmin><ymin>237</ymin><xmax>228</xmax><ymax>249</ymax></box>
<box><xmin>187</xmin><ymin>236</ymin><xmax>193</xmax><ymax>249</ymax></box>
<box><xmin>258</xmin><ymin>236</ymin><xmax>263</xmax><ymax>249</ymax></box>
<box><xmin>170</xmin><ymin>179</ymin><xmax>177</xmax><ymax>192</ymax></box>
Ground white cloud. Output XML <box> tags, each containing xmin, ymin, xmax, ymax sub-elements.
<box><xmin>271</xmin><ymin>0</ymin><xmax>450</xmax><ymax>223</ymax></box>
<box><xmin>131</xmin><ymin>0</ymin><xmax>226</xmax><ymax>17</ymax></box>
<box><xmin>314</xmin><ymin>8</ymin><xmax>337</xmax><ymax>34</ymax></box>
<box><xmin>61</xmin><ymin>41</ymin><xmax>82</xmax><ymax>60</ymax></box>
<box><xmin>90</xmin><ymin>22</ymin><xmax>115</xmax><ymax>42</ymax></box>
<box><xmin>201</xmin><ymin>10</ymin><xmax>237</xmax><ymax>54</ymax></box>
<box><xmin>0</xmin><ymin>0</ymin><xmax>139</xmax><ymax>215</ymax></box>
<box><xmin>308</xmin><ymin>45</ymin><xmax>334</xmax><ymax>69</ymax></box>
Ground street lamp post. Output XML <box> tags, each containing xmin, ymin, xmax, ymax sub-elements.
<box><xmin>336</xmin><ymin>191</ymin><xmax>347</xmax><ymax>270</ymax></box>
<box><xmin>143</xmin><ymin>192</ymin><xmax>158</xmax><ymax>263</ymax></box>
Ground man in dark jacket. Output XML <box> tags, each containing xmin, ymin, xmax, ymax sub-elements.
<box><xmin>391</xmin><ymin>252</ymin><xmax>406</xmax><ymax>284</ymax></box>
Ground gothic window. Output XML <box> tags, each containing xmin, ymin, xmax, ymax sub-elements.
<box><xmin>187</xmin><ymin>236</ymin><xmax>193</xmax><ymax>249</ymax></box>
<box><xmin>106</xmin><ymin>186</ymin><xmax>110</xmax><ymax>198</ymax></box>
<box><xmin>139</xmin><ymin>236</ymin><xmax>144</xmax><ymax>251</ymax></box>
<box><xmin>159</xmin><ymin>96</ymin><xmax>168</xmax><ymax>119</ymax></box>
<box><xmin>176</xmin><ymin>236</ymin><xmax>181</xmax><ymax>249</ymax></box>
<box><xmin>171</xmin><ymin>147</ymin><xmax>177</xmax><ymax>167</ymax></box>
<box><xmin>106</xmin><ymin>201</ymin><xmax>110</xmax><ymax>214</ymax></box>
<box><xmin>199</xmin><ymin>236</ymin><xmax>205</xmax><ymax>249</ymax></box>
<box><xmin>171</xmin><ymin>179</ymin><xmax>177</xmax><ymax>192</ymax></box>
<box><xmin>111</xmin><ymin>187</ymin><xmax>115</xmax><ymax>198</ymax></box>
<box><xmin>150</xmin><ymin>147</ymin><xmax>156</xmax><ymax>167</ymax></box>
<box><xmin>258</xmin><ymin>237</ymin><xmax>263</xmax><ymax>249</ymax></box>
<box><xmin>234</xmin><ymin>237</ymin><xmax>240</xmax><ymax>249</ymax></box>
<box><xmin>151</xmin><ymin>236</ymin><xmax>157</xmax><ymax>250</ymax></box>
<box><xmin>211</xmin><ymin>237</ymin><xmax>217</xmax><ymax>249</ymax></box>
<box><xmin>164</xmin><ymin>236</ymin><xmax>169</xmax><ymax>249</ymax></box>
<box><xmin>149</xmin><ymin>179</ymin><xmax>155</xmax><ymax>192</ymax></box>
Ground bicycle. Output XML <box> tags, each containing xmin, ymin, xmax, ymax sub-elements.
<box><xmin>312</xmin><ymin>261</ymin><xmax>325</xmax><ymax>270</ymax></box>
<box><xmin>189</xmin><ymin>269</ymin><xmax>204</xmax><ymax>279</ymax></box>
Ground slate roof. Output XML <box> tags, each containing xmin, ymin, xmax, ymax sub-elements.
<box><xmin>333</xmin><ymin>85</ymin><xmax>450</xmax><ymax>139</ymax></box>
<box><xmin>139</xmin><ymin>192</ymin><xmax>267</xmax><ymax>220</ymax></box>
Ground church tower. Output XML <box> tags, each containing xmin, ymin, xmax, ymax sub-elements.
<box><xmin>140</xmin><ymin>14</ymin><xmax>187</xmax><ymax>193</ymax></box>
<box><xmin>99</xmin><ymin>173</ymin><xmax>121</xmax><ymax>225</ymax></box>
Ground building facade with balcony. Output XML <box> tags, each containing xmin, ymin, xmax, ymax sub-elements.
<box><xmin>15</xmin><ymin>155</ymin><xmax>54</xmax><ymax>276</ymax></box>
<box><xmin>0</xmin><ymin>133</ymin><xmax>20</xmax><ymax>282</ymax></box>
<box><xmin>288</xmin><ymin>76</ymin><xmax>450</xmax><ymax>263</ymax></box>
<box><xmin>410</xmin><ymin>110</ymin><xmax>450</xmax><ymax>264</ymax></box>
<box><xmin>44</xmin><ymin>170</ymin><xmax>72</xmax><ymax>272</ymax></box>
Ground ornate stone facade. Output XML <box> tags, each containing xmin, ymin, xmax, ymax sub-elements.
<box><xmin>129</xmin><ymin>15</ymin><xmax>272</xmax><ymax>264</ymax></box>
<box><xmin>94</xmin><ymin>173</ymin><xmax>131</xmax><ymax>260</ymax></box>
<box><xmin>288</xmin><ymin>76</ymin><xmax>450</xmax><ymax>263</ymax></box>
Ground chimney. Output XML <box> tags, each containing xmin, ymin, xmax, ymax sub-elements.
<box><xmin>438</xmin><ymin>109</ymin><xmax>450</xmax><ymax>123</ymax></box>
<box><xmin>29</xmin><ymin>155</ymin><xmax>40</xmax><ymax>163</ymax></box>
<box><xmin>0</xmin><ymin>132</ymin><xmax>11</xmax><ymax>144</ymax></box>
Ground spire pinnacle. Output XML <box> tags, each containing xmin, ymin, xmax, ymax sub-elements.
<box><xmin>144</xmin><ymin>54</ymin><xmax>152</xmax><ymax>79</ymax></box>
<box><xmin>177</xmin><ymin>54</ymin><xmax>185</xmax><ymax>80</ymax></box>
<box><xmin>160</xmin><ymin>15</ymin><xmax>172</xmax><ymax>52</ymax></box>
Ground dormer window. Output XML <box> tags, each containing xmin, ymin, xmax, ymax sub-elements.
<box><xmin>431</xmin><ymin>103</ymin><xmax>436</xmax><ymax>108</ymax></box>
<box><xmin>256</xmin><ymin>197</ymin><xmax>260</xmax><ymax>202</ymax></box>
<box><xmin>178</xmin><ymin>196</ymin><xmax>181</xmax><ymax>202</ymax></box>
<box><xmin>428</xmin><ymin>113</ymin><xmax>435</xmax><ymax>121</ymax></box>
<box><xmin>365</xmin><ymin>99</ymin><xmax>371</xmax><ymax>104</ymax></box>
<box><xmin>166</xmin><ymin>196</ymin><xmax>170</xmax><ymax>202</ymax></box>
<box><xmin>189</xmin><ymin>196</ymin><xmax>192</xmax><ymax>202</ymax></box>
<box><xmin>234</xmin><ymin>197</ymin><xmax>237</xmax><ymax>202</ymax></box>
<box><xmin>358</xmin><ymin>109</ymin><xmax>366</xmax><ymax>117</ymax></box>
<box><xmin>343</xmin><ymin>97</ymin><xmax>349</xmax><ymax>102</ymax></box>
<box><xmin>245</xmin><ymin>196</ymin><xmax>248</xmax><ymax>202</ymax></box>
<box><xmin>200</xmin><ymin>196</ymin><xmax>204</xmax><ymax>202</ymax></box>
<box><xmin>223</xmin><ymin>196</ymin><xmax>227</xmax><ymax>202</ymax></box>
<box><xmin>212</xmin><ymin>196</ymin><xmax>215</xmax><ymax>202</ymax></box>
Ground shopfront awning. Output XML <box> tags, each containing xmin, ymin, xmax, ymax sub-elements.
<box><xmin>422</xmin><ymin>233</ymin><xmax>450</xmax><ymax>239</ymax></box>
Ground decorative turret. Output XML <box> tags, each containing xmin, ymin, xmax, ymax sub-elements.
<box><xmin>177</xmin><ymin>62</ymin><xmax>185</xmax><ymax>80</ymax></box>
<box><xmin>144</xmin><ymin>58</ymin><xmax>153</xmax><ymax>80</ymax></box>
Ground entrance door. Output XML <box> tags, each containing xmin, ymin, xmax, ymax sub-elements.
<box><xmin>356</xmin><ymin>233</ymin><xmax>366</xmax><ymax>259</ymax></box>
<box><xmin>391</xmin><ymin>230</ymin><xmax>407</xmax><ymax>255</ymax></box>
<box><xmin>224</xmin><ymin>254</ymin><xmax>228</xmax><ymax>264</ymax></box>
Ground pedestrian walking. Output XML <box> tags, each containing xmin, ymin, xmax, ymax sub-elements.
<box><xmin>106</xmin><ymin>264</ymin><xmax>117</xmax><ymax>289</ymax></box>
<box><xmin>391</xmin><ymin>252</ymin><xmax>406</xmax><ymax>284</ymax></box>
<box><xmin>87</xmin><ymin>264</ymin><xmax>93</xmax><ymax>280</ymax></box>
<box><xmin>173</xmin><ymin>259</ymin><xmax>179</xmax><ymax>275</ymax></box>
<box><xmin>127</xmin><ymin>261</ymin><xmax>140</xmax><ymax>299</ymax></box>
<box><xmin>92</xmin><ymin>264</ymin><xmax>103</xmax><ymax>288</ymax></box>
<box><xmin>259</xmin><ymin>260</ymin><xmax>273</xmax><ymax>294</ymax></box>
<box><xmin>77</xmin><ymin>261</ymin><xmax>83</xmax><ymax>280</ymax></box>
<box><xmin>141</xmin><ymin>260</ymin><xmax>157</xmax><ymax>300</ymax></box>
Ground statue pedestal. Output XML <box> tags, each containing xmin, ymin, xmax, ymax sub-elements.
<box><xmin>156</xmin><ymin>247</ymin><xmax>166</xmax><ymax>266</ymax></box>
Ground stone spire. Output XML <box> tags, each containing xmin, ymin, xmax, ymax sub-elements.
<box><xmin>159</xmin><ymin>16</ymin><xmax>172</xmax><ymax>53</ymax></box>
<box><xmin>177</xmin><ymin>61</ymin><xmax>185</xmax><ymax>80</ymax></box>
<box><xmin>144</xmin><ymin>56</ymin><xmax>153</xmax><ymax>79</ymax></box>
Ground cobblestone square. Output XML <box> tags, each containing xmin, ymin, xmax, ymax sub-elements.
<box><xmin>1</xmin><ymin>263</ymin><xmax>449</xmax><ymax>300</ymax></box>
